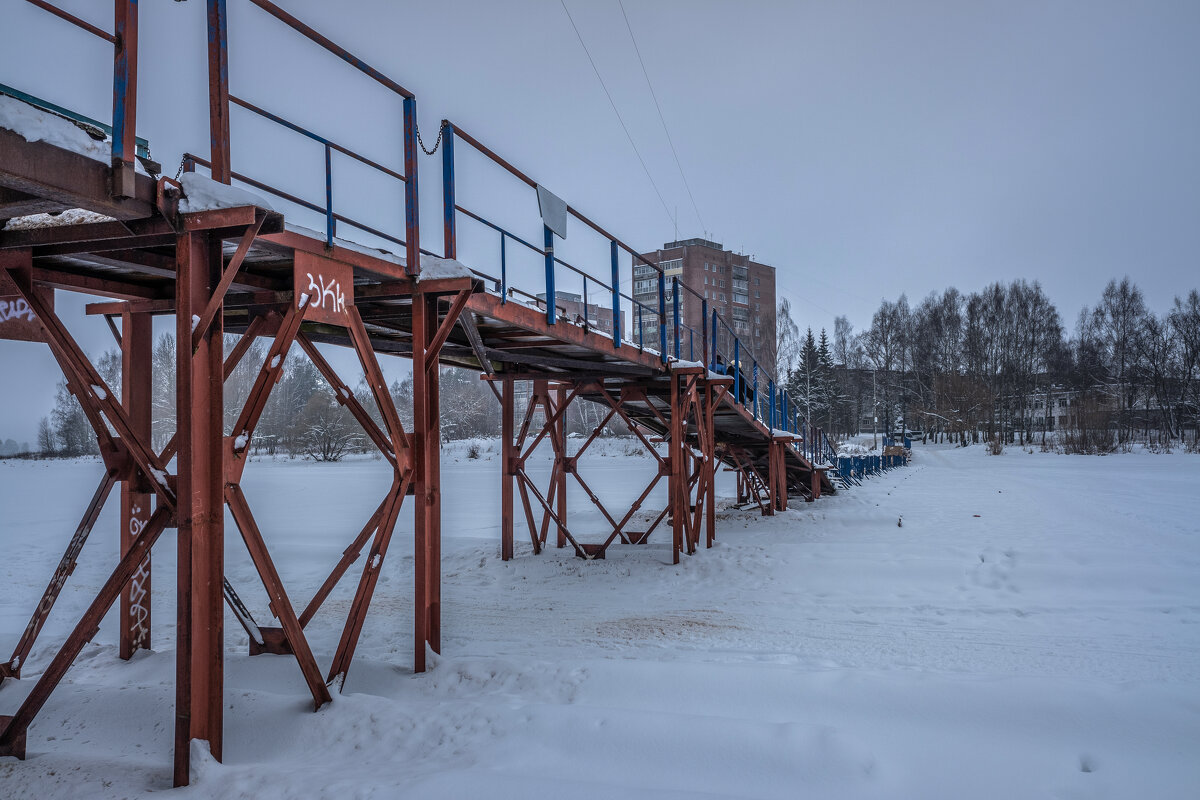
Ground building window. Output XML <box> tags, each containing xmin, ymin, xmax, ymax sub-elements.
<box><xmin>704</xmin><ymin>262</ymin><xmax>710</xmax><ymax>271</ymax></box>
<box><xmin>754</xmin><ymin>277</ymin><xmax>760</xmax><ymax>285</ymax></box>
<box><xmin>755</xmin><ymin>303</ymin><xmax>760</xmax><ymax>311</ymax></box>
<box><xmin>755</xmin><ymin>291</ymin><xmax>760</xmax><ymax>298</ymax></box>
<box><xmin>720</xmin><ymin>293</ymin><xmax>726</xmax><ymax>301</ymax></box>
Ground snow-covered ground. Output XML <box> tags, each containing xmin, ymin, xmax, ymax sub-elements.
<box><xmin>1</xmin><ymin>444</ymin><xmax>1198</xmax><ymax>798</ymax></box>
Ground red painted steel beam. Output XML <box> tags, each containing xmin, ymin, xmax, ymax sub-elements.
<box><xmin>23</xmin><ymin>0</ymin><xmax>117</xmax><ymax>43</ymax></box>
<box><xmin>0</xmin><ymin>128</ymin><xmax>155</xmax><ymax>220</ymax></box>
<box><xmin>246</xmin><ymin>0</ymin><xmax>414</xmax><ymax>98</ymax></box>
<box><xmin>207</xmin><ymin>0</ymin><xmax>231</xmax><ymax>184</ymax></box>
<box><xmin>119</xmin><ymin>310</ymin><xmax>153</xmax><ymax>659</ymax></box>
<box><xmin>1</xmin><ymin>471</ymin><xmax>118</xmax><ymax>683</ymax></box>
<box><xmin>501</xmin><ymin>377</ymin><xmax>515</xmax><ymax>561</ymax></box>
<box><xmin>0</xmin><ymin>507</ymin><xmax>170</xmax><ymax>761</ymax></box>
<box><xmin>411</xmin><ymin>292</ymin><xmax>439</xmax><ymax>670</ymax></box>
<box><xmin>173</xmin><ymin>230</ymin><xmax>226</xmax><ymax>785</ymax></box>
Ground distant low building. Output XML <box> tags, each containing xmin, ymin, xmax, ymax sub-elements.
<box><xmin>535</xmin><ymin>291</ymin><xmax>624</xmax><ymax>339</ymax></box>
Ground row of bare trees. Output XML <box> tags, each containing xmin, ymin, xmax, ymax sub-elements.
<box><xmin>38</xmin><ymin>333</ymin><xmax>508</xmax><ymax>460</ymax></box>
<box><xmin>777</xmin><ymin>278</ymin><xmax>1200</xmax><ymax>451</ymax></box>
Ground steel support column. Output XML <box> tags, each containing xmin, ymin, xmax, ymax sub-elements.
<box><xmin>412</xmin><ymin>291</ymin><xmax>441</xmax><ymax>672</ymax></box>
<box><xmin>119</xmin><ymin>310</ymin><xmax>152</xmax><ymax>659</ymax></box>
<box><xmin>173</xmin><ymin>230</ymin><xmax>225</xmax><ymax>784</ymax></box>
<box><xmin>554</xmin><ymin>383</ymin><xmax>567</xmax><ymax>549</ymax></box>
<box><xmin>501</xmin><ymin>376</ymin><xmax>515</xmax><ymax>561</ymax></box>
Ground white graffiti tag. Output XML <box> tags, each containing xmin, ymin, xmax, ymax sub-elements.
<box><xmin>0</xmin><ymin>297</ymin><xmax>36</xmax><ymax>323</ymax></box>
<box><xmin>306</xmin><ymin>272</ymin><xmax>347</xmax><ymax>315</ymax></box>
<box><xmin>128</xmin><ymin>505</ymin><xmax>151</xmax><ymax>648</ymax></box>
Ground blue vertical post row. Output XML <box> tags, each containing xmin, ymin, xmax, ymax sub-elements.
<box><xmin>402</xmin><ymin>95</ymin><xmax>420</xmax><ymax>276</ymax></box>
<box><xmin>657</xmin><ymin>272</ymin><xmax>667</xmax><ymax>363</ymax></box>
<box><xmin>610</xmin><ymin>240</ymin><xmax>620</xmax><ymax>349</ymax></box>
<box><xmin>441</xmin><ymin>122</ymin><xmax>456</xmax><ymax>259</ymax></box>
<box><xmin>544</xmin><ymin>225</ymin><xmax>555</xmax><ymax>324</ymax></box>
<box><xmin>324</xmin><ymin>143</ymin><xmax>334</xmax><ymax>247</ymax></box>
<box><xmin>702</xmin><ymin>299</ymin><xmax>709</xmax><ymax>368</ymax></box>
<box><xmin>672</xmin><ymin>278</ymin><xmax>681</xmax><ymax>360</ymax></box>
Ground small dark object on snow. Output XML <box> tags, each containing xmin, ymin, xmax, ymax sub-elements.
<box><xmin>897</xmin><ymin>516</ymin><xmax>903</xmax><ymax>527</ymax></box>
<box><xmin>973</xmin><ymin>514</ymin><xmax>981</xmax><ymax>518</ymax></box>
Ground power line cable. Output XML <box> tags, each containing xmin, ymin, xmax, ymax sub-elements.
<box><xmin>559</xmin><ymin>0</ymin><xmax>676</xmax><ymax>228</ymax></box>
<box><xmin>617</xmin><ymin>0</ymin><xmax>706</xmax><ymax>234</ymax></box>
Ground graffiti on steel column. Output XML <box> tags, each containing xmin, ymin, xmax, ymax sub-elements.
<box><xmin>128</xmin><ymin>504</ymin><xmax>151</xmax><ymax>649</ymax></box>
<box><xmin>306</xmin><ymin>272</ymin><xmax>346</xmax><ymax>315</ymax></box>
<box><xmin>0</xmin><ymin>297</ymin><xmax>36</xmax><ymax>322</ymax></box>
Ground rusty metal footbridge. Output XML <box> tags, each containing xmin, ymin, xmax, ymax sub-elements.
<box><xmin>0</xmin><ymin>1</ymin><xmax>869</xmax><ymax>784</ymax></box>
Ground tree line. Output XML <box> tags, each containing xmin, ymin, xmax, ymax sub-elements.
<box><xmin>776</xmin><ymin>278</ymin><xmax>1200</xmax><ymax>453</ymax></box>
<box><xmin>37</xmin><ymin>333</ymin><xmax>507</xmax><ymax>460</ymax></box>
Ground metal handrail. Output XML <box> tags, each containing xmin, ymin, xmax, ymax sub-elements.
<box><xmin>209</xmin><ymin>0</ymin><xmax>421</xmax><ymax>273</ymax></box>
<box><xmin>18</xmin><ymin>1</ymin><xmax>138</xmax><ymax>170</ymax></box>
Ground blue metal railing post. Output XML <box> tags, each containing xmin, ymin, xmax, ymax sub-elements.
<box><xmin>782</xmin><ymin>392</ymin><xmax>788</xmax><ymax>432</ymax></box>
<box><xmin>500</xmin><ymin>233</ymin><xmax>507</xmax><ymax>303</ymax></box>
<box><xmin>544</xmin><ymin>225</ymin><xmax>555</xmax><ymax>324</ymax></box>
<box><xmin>637</xmin><ymin>303</ymin><xmax>643</xmax><ymax>349</ymax></box>
<box><xmin>768</xmin><ymin>381</ymin><xmax>775</xmax><ymax>430</ymax></box>
<box><xmin>657</xmin><ymin>272</ymin><xmax>667</xmax><ymax>363</ymax></box>
<box><xmin>442</xmin><ymin>122</ymin><xmax>456</xmax><ymax>259</ymax></box>
<box><xmin>402</xmin><ymin>95</ymin><xmax>420</xmax><ymax>276</ymax></box>
<box><xmin>689</xmin><ymin>327</ymin><xmax>694</xmax><ymax>361</ymax></box>
<box><xmin>702</xmin><ymin>300</ymin><xmax>710</xmax><ymax>369</ymax></box>
<box><xmin>582</xmin><ymin>275</ymin><xmax>589</xmax><ymax>331</ymax></box>
<box><xmin>705</xmin><ymin>309</ymin><xmax>715</xmax><ymax>374</ymax></box>
<box><xmin>610</xmin><ymin>241</ymin><xmax>620</xmax><ymax>349</ymax></box>
<box><xmin>753</xmin><ymin>361</ymin><xmax>759</xmax><ymax>420</ymax></box>
<box><xmin>111</xmin><ymin>0</ymin><xmax>138</xmax><ymax>176</ymax></box>
<box><xmin>324</xmin><ymin>143</ymin><xmax>334</xmax><ymax>247</ymax></box>
<box><xmin>672</xmin><ymin>279</ymin><xmax>681</xmax><ymax>359</ymax></box>
<box><xmin>733</xmin><ymin>337</ymin><xmax>741</xmax><ymax>404</ymax></box>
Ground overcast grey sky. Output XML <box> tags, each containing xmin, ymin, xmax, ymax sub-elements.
<box><xmin>2</xmin><ymin>0</ymin><xmax>1199</xmax><ymax>444</ymax></box>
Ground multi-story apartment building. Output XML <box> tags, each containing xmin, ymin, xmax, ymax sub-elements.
<box><xmin>632</xmin><ymin>238</ymin><xmax>776</xmax><ymax>376</ymax></box>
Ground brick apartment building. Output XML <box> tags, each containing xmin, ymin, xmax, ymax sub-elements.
<box><xmin>632</xmin><ymin>238</ymin><xmax>776</xmax><ymax>376</ymax></box>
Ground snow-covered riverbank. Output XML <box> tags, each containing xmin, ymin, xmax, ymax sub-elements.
<box><xmin>1</xmin><ymin>445</ymin><xmax>1198</xmax><ymax>798</ymax></box>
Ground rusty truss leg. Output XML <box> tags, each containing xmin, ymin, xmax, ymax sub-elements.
<box><xmin>0</xmin><ymin>251</ymin><xmax>177</xmax><ymax>762</ymax></box>
<box><xmin>1</xmin><ymin>471</ymin><xmax>118</xmax><ymax>683</ymax></box>
<box><xmin>501</xmin><ymin>377</ymin><xmax>516</xmax><ymax>561</ymax></box>
<box><xmin>667</xmin><ymin>368</ymin><xmax>717</xmax><ymax>564</ymax></box>
<box><xmin>412</xmin><ymin>288</ymin><xmax>470</xmax><ymax>671</ymax></box>
<box><xmin>496</xmin><ymin>371</ymin><xmax>722</xmax><ymax>564</ymax></box>
<box><xmin>767</xmin><ymin>438</ymin><xmax>790</xmax><ymax>513</ymax></box>
<box><xmin>120</xmin><ymin>310</ymin><xmax>153</xmax><ymax>659</ymax></box>
<box><xmin>174</xmin><ymin>229</ymin><xmax>226</xmax><ymax>783</ymax></box>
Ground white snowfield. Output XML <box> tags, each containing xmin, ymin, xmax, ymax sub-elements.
<box><xmin>0</xmin><ymin>444</ymin><xmax>1198</xmax><ymax>798</ymax></box>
